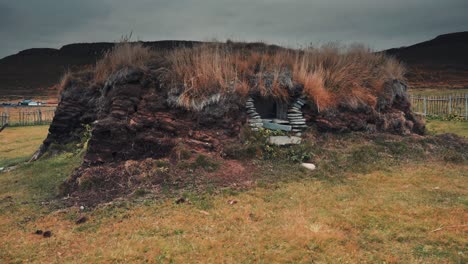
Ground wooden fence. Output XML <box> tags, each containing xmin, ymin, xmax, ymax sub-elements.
<box><xmin>0</xmin><ymin>108</ymin><xmax>56</xmax><ymax>126</ymax></box>
<box><xmin>0</xmin><ymin>112</ymin><xmax>7</xmax><ymax>127</ymax></box>
<box><xmin>410</xmin><ymin>94</ymin><xmax>468</xmax><ymax>120</ymax></box>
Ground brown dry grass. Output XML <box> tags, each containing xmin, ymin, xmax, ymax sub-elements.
<box><xmin>88</xmin><ymin>40</ymin><xmax>405</xmax><ymax>111</ymax></box>
<box><xmin>94</xmin><ymin>41</ymin><xmax>154</xmax><ymax>84</ymax></box>
<box><xmin>1</xmin><ymin>126</ymin><xmax>467</xmax><ymax>263</ymax></box>
<box><xmin>163</xmin><ymin>42</ymin><xmax>405</xmax><ymax>111</ymax></box>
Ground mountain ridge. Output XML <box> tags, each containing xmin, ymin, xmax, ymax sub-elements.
<box><xmin>1</xmin><ymin>32</ymin><xmax>467</xmax><ymax>99</ymax></box>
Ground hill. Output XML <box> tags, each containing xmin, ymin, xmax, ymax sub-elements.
<box><xmin>0</xmin><ymin>41</ymin><xmax>198</xmax><ymax>99</ymax></box>
<box><xmin>1</xmin><ymin>32</ymin><xmax>468</xmax><ymax>99</ymax></box>
<box><xmin>385</xmin><ymin>31</ymin><xmax>468</xmax><ymax>89</ymax></box>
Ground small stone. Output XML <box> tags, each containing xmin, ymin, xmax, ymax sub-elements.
<box><xmin>79</xmin><ymin>206</ymin><xmax>85</xmax><ymax>211</ymax></box>
<box><xmin>175</xmin><ymin>197</ymin><xmax>186</xmax><ymax>204</ymax></box>
<box><xmin>199</xmin><ymin>210</ymin><xmax>210</xmax><ymax>215</ymax></box>
<box><xmin>75</xmin><ymin>216</ymin><xmax>88</xmax><ymax>224</ymax></box>
<box><xmin>301</xmin><ymin>163</ymin><xmax>316</xmax><ymax>171</ymax></box>
<box><xmin>43</xmin><ymin>231</ymin><xmax>52</xmax><ymax>238</ymax></box>
<box><xmin>293</xmin><ymin>103</ymin><xmax>302</xmax><ymax>108</ymax></box>
<box><xmin>271</xmin><ymin>119</ymin><xmax>290</xmax><ymax>124</ymax></box>
<box><xmin>248</xmin><ymin>119</ymin><xmax>262</xmax><ymax>124</ymax></box>
<box><xmin>34</xmin><ymin>230</ymin><xmax>43</xmax><ymax>235</ymax></box>
<box><xmin>288</xmin><ymin>107</ymin><xmax>301</xmax><ymax>112</ymax></box>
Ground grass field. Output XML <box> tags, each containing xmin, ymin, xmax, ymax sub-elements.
<box><xmin>409</xmin><ymin>88</ymin><xmax>468</xmax><ymax>96</ymax></box>
<box><xmin>0</xmin><ymin>125</ymin><xmax>49</xmax><ymax>167</ymax></box>
<box><xmin>426</xmin><ymin>120</ymin><xmax>468</xmax><ymax>137</ymax></box>
<box><xmin>0</xmin><ymin>124</ymin><xmax>466</xmax><ymax>263</ymax></box>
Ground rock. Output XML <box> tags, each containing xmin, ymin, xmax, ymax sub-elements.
<box><xmin>175</xmin><ymin>197</ymin><xmax>186</xmax><ymax>204</ymax></box>
<box><xmin>75</xmin><ymin>216</ymin><xmax>88</xmax><ymax>224</ymax></box>
<box><xmin>301</xmin><ymin>163</ymin><xmax>316</xmax><ymax>171</ymax></box>
<box><xmin>293</xmin><ymin>103</ymin><xmax>302</xmax><ymax>108</ymax></box>
<box><xmin>288</xmin><ymin>108</ymin><xmax>301</xmax><ymax>112</ymax></box>
<box><xmin>290</xmin><ymin>122</ymin><xmax>306</xmax><ymax>125</ymax></box>
<box><xmin>296</xmin><ymin>100</ymin><xmax>305</xmax><ymax>106</ymax></box>
<box><xmin>250</xmin><ymin>123</ymin><xmax>263</xmax><ymax>128</ymax></box>
<box><xmin>263</xmin><ymin>122</ymin><xmax>292</xmax><ymax>131</ymax></box>
<box><xmin>271</xmin><ymin>119</ymin><xmax>290</xmax><ymax>124</ymax></box>
<box><xmin>268</xmin><ymin>136</ymin><xmax>301</xmax><ymax>146</ymax></box>
<box><xmin>43</xmin><ymin>231</ymin><xmax>52</xmax><ymax>238</ymax></box>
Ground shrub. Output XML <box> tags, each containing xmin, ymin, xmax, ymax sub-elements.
<box><xmin>94</xmin><ymin>37</ymin><xmax>154</xmax><ymax>84</ymax></box>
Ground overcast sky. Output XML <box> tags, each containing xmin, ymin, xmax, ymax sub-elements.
<box><xmin>1</xmin><ymin>0</ymin><xmax>467</xmax><ymax>58</ymax></box>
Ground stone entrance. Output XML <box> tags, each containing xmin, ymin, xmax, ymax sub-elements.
<box><xmin>246</xmin><ymin>97</ymin><xmax>307</xmax><ymax>133</ymax></box>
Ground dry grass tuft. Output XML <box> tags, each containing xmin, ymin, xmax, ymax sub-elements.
<box><xmin>90</xmin><ymin>40</ymin><xmax>405</xmax><ymax>111</ymax></box>
<box><xmin>163</xmin><ymin>42</ymin><xmax>406</xmax><ymax>111</ymax></box>
<box><xmin>94</xmin><ymin>40</ymin><xmax>154</xmax><ymax>84</ymax></box>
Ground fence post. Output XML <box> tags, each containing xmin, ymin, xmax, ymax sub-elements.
<box><xmin>448</xmin><ymin>95</ymin><xmax>452</xmax><ymax>114</ymax></box>
<box><xmin>38</xmin><ymin>110</ymin><xmax>42</xmax><ymax>124</ymax></box>
<box><xmin>465</xmin><ymin>94</ymin><xmax>468</xmax><ymax>120</ymax></box>
<box><xmin>423</xmin><ymin>96</ymin><xmax>427</xmax><ymax>116</ymax></box>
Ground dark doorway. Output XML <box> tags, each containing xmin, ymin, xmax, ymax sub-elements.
<box><xmin>254</xmin><ymin>96</ymin><xmax>288</xmax><ymax>119</ymax></box>
<box><xmin>254</xmin><ymin>97</ymin><xmax>276</xmax><ymax>119</ymax></box>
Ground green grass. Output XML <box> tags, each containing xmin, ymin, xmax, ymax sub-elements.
<box><xmin>426</xmin><ymin>120</ymin><xmax>468</xmax><ymax>137</ymax></box>
<box><xmin>0</xmin><ymin>125</ymin><xmax>49</xmax><ymax>167</ymax></box>
<box><xmin>0</xmin><ymin>126</ymin><xmax>467</xmax><ymax>263</ymax></box>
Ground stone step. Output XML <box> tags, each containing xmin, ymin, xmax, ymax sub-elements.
<box><xmin>271</xmin><ymin>119</ymin><xmax>290</xmax><ymax>124</ymax></box>
<box><xmin>248</xmin><ymin>119</ymin><xmax>262</xmax><ymax>123</ymax></box>
<box><xmin>262</xmin><ymin>122</ymin><xmax>292</xmax><ymax>131</ymax></box>
<box><xmin>268</xmin><ymin>136</ymin><xmax>301</xmax><ymax>146</ymax></box>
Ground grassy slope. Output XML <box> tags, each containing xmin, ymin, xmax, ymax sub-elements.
<box><xmin>0</xmin><ymin>126</ymin><xmax>50</xmax><ymax>167</ymax></box>
<box><xmin>0</xmin><ymin>126</ymin><xmax>467</xmax><ymax>263</ymax></box>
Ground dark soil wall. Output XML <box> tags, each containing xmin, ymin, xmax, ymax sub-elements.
<box><xmin>35</xmin><ymin>63</ymin><xmax>425</xmax><ymax>203</ymax></box>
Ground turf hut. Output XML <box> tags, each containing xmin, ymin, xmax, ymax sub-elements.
<box><xmin>32</xmin><ymin>41</ymin><xmax>425</xmax><ymax>204</ymax></box>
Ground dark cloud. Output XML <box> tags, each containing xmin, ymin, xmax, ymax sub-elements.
<box><xmin>1</xmin><ymin>0</ymin><xmax>467</xmax><ymax>58</ymax></box>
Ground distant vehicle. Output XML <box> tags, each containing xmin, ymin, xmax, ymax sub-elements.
<box><xmin>18</xmin><ymin>99</ymin><xmax>42</xmax><ymax>106</ymax></box>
